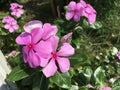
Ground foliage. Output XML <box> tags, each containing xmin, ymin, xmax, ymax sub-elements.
<box><xmin>0</xmin><ymin>0</ymin><xmax>120</xmax><ymax>90</ymax></box>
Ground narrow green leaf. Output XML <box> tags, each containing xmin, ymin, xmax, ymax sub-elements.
<box><xmin>50</xmin><ymin>71</ymin><xmax>71</xmax><ymax>89</ymax></box>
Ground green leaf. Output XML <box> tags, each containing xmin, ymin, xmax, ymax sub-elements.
<box><xmin>90</xmin><ymin>21</ymin><xmax>102</xmax><ymax>29</ymax></box>
<box><xmin>79</xmin><ymin>86</ymin><xmax>88</xmax><ymax>90</ymax></box>
<box><xmin>70</xmin><ymin>50</ymin><xmax>88</xmax><ymax>66</ymax></box>
<box><xmin>7</xmin><ymin>64</ymin><xmax>36</xmax><ymax>81</ymax></box>
<box><xmin>32</xmin><ymin>72</ymin><xmax>49</xmax><ymax>90</ymax></box>
<box><xmin>70</xmin><ymin>85</ymin><xmax>79</xmax><ymax>90</ymax></box>
<box><xmin>111</xmin><ymin>47</ymin><xmax>118</xmax><ymax>55</ymax></box>
<box><xmin>83</xmin><ymin>19</ymin><xmax>89</xmax><ymax>27</ymax></box>
<box><xmin>50</xmin><ymin>71</ymin><xmax>71</xmax><ymax>89</ymax></box>
<box><xmin>83</xmin><ymin>66</ymin><xmax>93</xmax><ymax>82</ymax></box>
<box><xmin>94</xmin><ymin>66</ymin><xmax>105</xmax><ymax>86</ymax></box>
<box><xmin>112</xmin><ymin>79</ymin><xmax>120</xmax><ymax>90</ymax></box>
<box><xmin>22</xmin><ymin>76</ymin><xmax>32</xmax><ymax>86</ymax></box>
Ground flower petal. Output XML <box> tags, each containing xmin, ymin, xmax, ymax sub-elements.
<box><xmin>30</xmin><ymin>27</ymin><xmax>43</xmax><ymax>44</ymax></box>
<box><xmin>42</xmin><ymin>23</ymin><xmax>58</xmax><ymax>40</ymax></box>
<box><xmin>4</xmin><ymin>24</ymin><xmax>10</xmax><ymax>29</ymax></box>
<box><xmin>67</xmin><ymin>1</ymin><xmax>76</xmax><ymax>11</ymax></box>
<box><xmin>79</xmin><ymin>0</ymin><xmax>87</xmax><ymax>8</ymax></box>
<box><xmin>66</xmin><ymin>12</ymin><xmax>74</xmax><ymax>20</ymax></box>
<box><xmin>48</xmin><ymin>36</ymin><xmax>59</xmax><ymax>52</ymax></box>
<box><xmin>9</xmin><ymin>27</ymin><xmax>14</xmax><ymax>33</ymax></box>
<box><xmin>16</xmin><ymin>32</ymin><xmax>31</xmax><ymax>45</ymax></box>
<box><xmin>56</xmin><ymin>57</ymin><xmax>70</xmax><ymax>73</ymax></box>
<box><xmin>13</xmin><ymin>24</ymin><xmax>19</xmax><ymax>30</ymax></box>
<box><xmin>28</xmin><ymin>50</ymin><xmax>40</xmax><ymax>68</ymax></box>
<box><xmin>24</xmin><ymin>20</ymin><xmax>43</xmax><ymax>33</ymax></box>
<box><xmin>57</xmin><ymin>43</ymin><xmax>75</xmax><ymax>57</ymax></box>
<box><xmin>42</xmin><ymin>59</ymin><xmax>57</xmax><ymax>77</ymax></box>
<box><xmin>34</xmin><ymin>40</ymin><xmax>52</xmax><ymax>58</ymax></box>
<box><xmin>39</xmin><ymin>57</ymin><xmax>49</xmax><ymax>67</ymax></box>
<box><xmin>88</xmin><ymin>13</ymin><xmax>96</xmax><ymax>24</ymax></box>
<box><xmin>61</xmin><ymin>32</ymin><xmax>72</xmax><ymax>43</ymax></box>
<box><xmin>73</xmin><ymin>14</ymin><xmax>80</xmax><ymax>22</ymax></box>
<box><xmin>22</xmin><ymin>46</ymin><xmax>29</xmax><ymax>63</ymax></box>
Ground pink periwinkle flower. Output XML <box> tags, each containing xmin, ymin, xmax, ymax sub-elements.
<box><xmin>16</xmin><ymin>20</ymin><xmax>58</xmax><ymax>68</ymax></box>
<box><xmin>65</xmin><ymin>1</ymin><xmax>84</xmax><ymax>22</ymax></box>
<box><xmin>65</xmin><ymin>0</ymin><xmax>96</xmax><ymax>24</ymax></box>
<box><xmin>117</xmin><ymin>51</ymin><xmax>120</xmax><ymax>60</ymax></box>
<box><xmin>80</xmin><ymin>0</ymin><xmax>96</xmax><ymax>24</ymax></box>
<box><xmin>2</xmin><ymin>16</ymin><xmax>15</xmax><ymax>23</ymax></box>
<box><xmin>42</xmin><ymin>36</ymin><xmax>75</xmax><ymax>77</ymax></box>
<box><xmin>99</xmin><ymin>86</ymin><xmax>111</xmax><ymax>90</ymax></box>
<box><xmin>23</xmin><ymin>20</ymin><xmax>58</xmax><ymax>40</ymax></box>
<box><xmin>10</xmin><ymin>3</ymin><xmax>24</xmax><ymax>17</ymax></box>
<box><xmin>4</xmin><ymin>21</ymin><xmax>19</xmax><ymax>33</ymax></box>
<box><xmin>10</xmin><ymin>3</ymin><xmax>23</xmax><ymax>10</ymax></box>
<box><xmin>2</xmin><ymin>16</ymin><xmax>19</xmax><ymax>33</ymax></box>
<box><xmin>11</xmin><ymin>9</ymin><xmax>24</xmax><ymax>17</ymax></box>
<box><xmin>61</xmin><ymin>32</ymin><xmax>73</xmax><ymax>43</ymax></box>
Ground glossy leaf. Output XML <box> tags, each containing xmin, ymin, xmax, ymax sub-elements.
<box><xmin>50</xmin><ymin>71</ymin><xmax>71</xmax><ymax>89</ymax></box>
<box><xmin>83</xmin><ymin>66</ymin><xmax>93</xmax><ymax>82</ymax></box>
<box><xmin>90</xmin><ymin>21</ymin><xmax>102</xmax><ymax>29</ymax></box>
<box><xmin>94</xmin><ymin>66</ymin><xmax>105</xmax><ymax>86</ymax></box>
<box><xmin>7</xmin><ymin>64</ymin><xmax>36</xmax><ymax>81</ymax></box>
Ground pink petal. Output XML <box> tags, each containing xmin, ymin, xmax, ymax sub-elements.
<box><xmin>79</xmin><ymin>0</ymin><xmax>87</xmax><ymax>8</ymax></box>
<box><xmin>13</xmin><ymin>24</ymin><xmax>19</xmax><ymax>30</ymax></box>
<box><xmin>22</xmin><ymin>46</ymin><xmax>29</xmax><ymax>63</ymax></box>
<box><xmin>87</xmin><ymin>4</ymin><xmax>96</xmax><ymax>13</ymax></box>
<box><xmin>24</xmin><ymin>20</ymin><xmax>43</xmax><ymax>33</ymax></box>
<box><xmin>73</xmin><ymin>14</ymin><xmax>80</xmax><ymax>22</ymax></box>
<box><xmin>34</xmin><ymin>40</ymin><xmax>52</xmax><ymax>58</ymax></box>
<box><xmin>77</xmin><ymin>2</ymin><xmax>84</xmax><ymax>10</ymax></box>
<box><xmin>4</xmin><ymin>24</ymin><xmax>10</xmax><ymax>29</ymax></box>
<box><xmin>48</xmin><ymin>36</ymin><xmax>59</xmax><ymax>52</ymax></box>
<box><xmin>42</xmin><ymin>23</ymin><xmax>58</xmax><ymax>40</ymax></box>
<box><xmin>42</xmin><ymin>59</ymin><xmax>57</xmax><ymax>77</ymax></box>
<box><xmin>66</xmin><ymin>12</ymin><xmax>74</xmax><ymax>20</ymax></box>
<box><xmin>56</xmin><ymin>57</ymin><xmax>70</xmax><ymax>73</ymax></box>
<box><xmin>57</xmin><ymin>43</ymin><xmax>75</xmax><ymax>57</ymax></box>
<box><xmin>61</xmin><ymin>32</ymin><xmax>72</xmax><ymax>43</ymax></box>
<box><xmin>30</xmin><ymin>28</ymin><xmax>43</xmax><ymax>44</ymax></box>
<box><xmin>88</xmin><ymin>13</ymin><xmax>96</xmax><ymax>24</ymax></box>
<box><xmin>39</xmin><ymin>57</ymin><xmax>49</xmax><ymax>67</ymax></box>
<box><xmin>67</xmin><ymin>1</ymin><xmax>76</xmax><ymax>11</ymax></box>
<box><xmin>9</xmin><ymin>27</ymin><xmax>14</xmax><ymax>33</ymax></box>
<box><xmin>28</xmin><ymin>50</ymin><xmax>40</xmax><ymax>68</ymax></box>
<box><xmin>16</xmin><ymin>32</ymin><xmax>31</xmax><ymax>45</ymax></box>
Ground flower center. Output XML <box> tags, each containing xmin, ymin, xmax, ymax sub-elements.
<box><xmin>28</xmin><ymin>43</ymin><xmax>34</xmax><ymax>49</ymax></box>
<box><xmin>52</xmin><ymin>52</ymin><xmax>57</xmax><ymax>59</ymax></box>
<box><xmin>74</xmin><ymin>8</ymin><xmax>78</xmax><ymax>13</ymax></box>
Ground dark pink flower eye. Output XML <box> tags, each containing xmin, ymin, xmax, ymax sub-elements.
<box><xmin>52</xmin><ymin>52</ymin><xmax>57</xmax><ymax>59</ymax></box>
<box><xmin>74</xmin><ymin>8</ymin><xmax>78</xmax><ymax>13</ymax></box>
<box><xmin>28</xmin><ymin>44</ymin><xmax>34</xmax><ymax>49</ymax></box>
